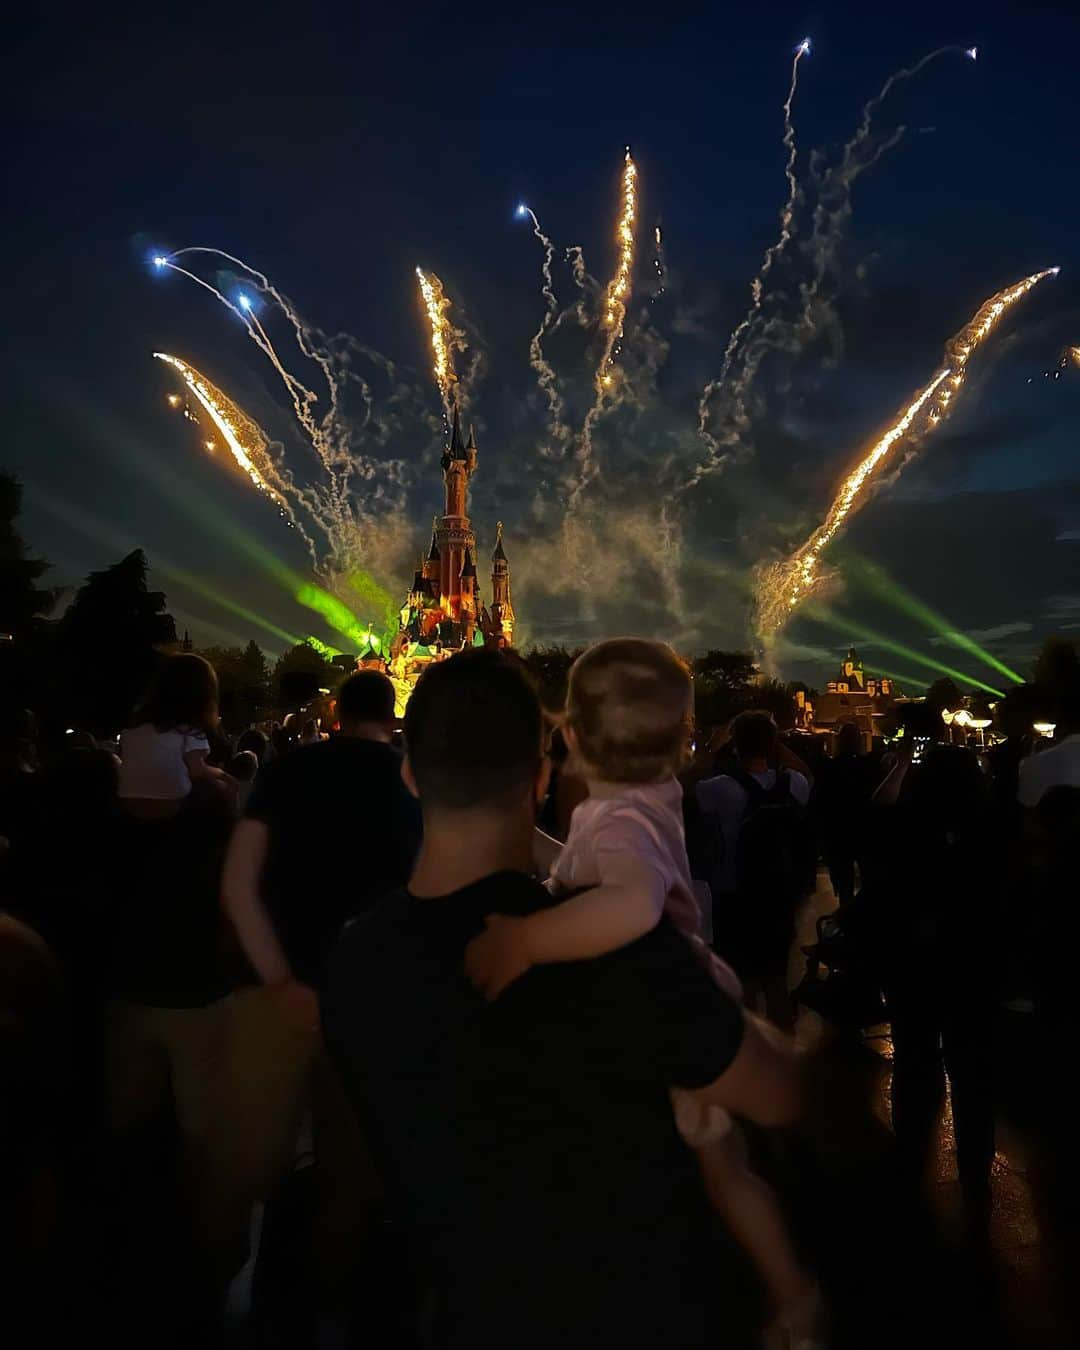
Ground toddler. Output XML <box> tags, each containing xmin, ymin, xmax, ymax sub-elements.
<box><xmin>467</xmin><ymin>638</ymin><xmax>823</xmax><ymax>1348</ymax></box>
<box><xmin>118</xmin><ymin>653</ymin><xmax>231</xmax><ymax>812</ymax></box>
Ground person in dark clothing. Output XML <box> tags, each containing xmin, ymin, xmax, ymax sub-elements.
<box><xmin>220</xmin><ymin>669</ymin><xmax>421</xmax><ymax>1277</ymax></box>
<box><xmin>819</xmin><ymin>722</ymin><xmax>872</xmax><ymax>908</ymax></box>
<box><xmin>868</xmin><ymin>744</ymin><xmax>1001</xmax><ymax>1229</ymax></box>
<box><xmin>322</xmin><ymin>649</ymin><xmax>805</xmax><ymax>1349</ymax></box>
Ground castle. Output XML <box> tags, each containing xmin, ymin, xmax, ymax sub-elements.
<box><xmin>379</xmin><ymin>408</ymin><xmax>514</xmax><ymax>712</ymax></box>
<box><xmin>795</xmin><ymin>647</ymin><xmax>898</xmax><ymax>747</ymax></box>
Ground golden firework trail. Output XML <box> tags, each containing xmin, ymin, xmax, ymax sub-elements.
<box><xmin>697</xmin><ymin>39</ymin><xmax>810</xmax><ymax>459</ymax></box>
<box><xmin>1070</xmin><ymin>346</ymin><xmax>1080</xmax><ymax>367</ymax></box>
<box><xmin>155</xmin><ymin>250</ymin><xmax>338</xmax><ymax>476</ymax></box>
<box><xmin>755</xmin><ymin>267</ymin><xmax>1059</xmax><ymax>641</ymax></box>
<box><xmin>569</xmin><ymin>149</ymin><xmax>638</xmax><ymax>509</ymax></box>
<box><xmin>153</xmin><ymin>352</ymin><xmax>299</xmax><ymax>524</ymax></box>
<box><xmin>415</xmin><ymin>267</ymin><xmax>460</xmax><ymax>421</ymax></box>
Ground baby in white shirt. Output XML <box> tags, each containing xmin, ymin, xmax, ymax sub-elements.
<box><xmin>118</xmin><ymin>654</ymin><xmax>229</xmax><ymax>806</ymax></box>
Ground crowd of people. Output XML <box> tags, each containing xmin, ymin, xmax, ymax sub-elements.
<box><xmin>1</xmin><ymin>640</ymin><xmax>1079</xmax><ymax>1348</ymax></box>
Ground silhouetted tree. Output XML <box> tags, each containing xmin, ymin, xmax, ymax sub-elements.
<box><xmin>925</xmin><ymin>677</ymin><xmax>961</xmax><ymax>712</ymax></box>
<box><xmin>519</xmin><ymin>645</ymin><xmax>584</xmax><ymax>711</ymax></box>
<box><xmin>200</xmin><ymin>640</ymin><xmax>271</xmax><ymax>730</ymax></box>
<box><xmin>274</xmin><ymin>641</ymin><xmax>336</xmax><ymax>711</ymax></box>
<box><xmin>0</xmin><ymin>474</ymin><xmax>52</xmax><ymax>639</ymax></box>
<box><xmin>745</xmin><ymin>677</ymin><xmax>799</xmax><ymax>731</ymax></box>
<box><xmin>1033</xmin><ymin>635</ymin><xmax>1080</xmax><ymax>713</ymax></box>
<box><xmin>0</xmin><ymin>474</ymin><xmax>54</xmax><ymax>707</ymax></box>
<box><xmin>692</xmin><ymin>649</ymin><xmax>758</xmax><ymax>728</ymax></box>
<box><xmin>56</xmin><ymin>550</ymin><xmax>176</xmax><ymax>735</ymax></box>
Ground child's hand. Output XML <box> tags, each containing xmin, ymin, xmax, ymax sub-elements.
<box><xmin>464</xmin><ymin>914</ymin><xmax>534</xmax><ymax>1000</ymax></box>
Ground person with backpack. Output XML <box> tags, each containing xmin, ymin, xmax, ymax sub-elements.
<box><xmin>696</xmin><ymin>711</ymin><xmax>812</xmax><ymax>1025</ymax></box>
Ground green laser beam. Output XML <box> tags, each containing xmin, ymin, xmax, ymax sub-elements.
<box><xmin>295</xmin><ymin>583</ymin><xmax>368</xmax><ymax>648</ymax></box>
<box><xmin>28</xmin><ymin>488</ymin><xmax>303</xmax><ymax>649</ymax></box>
<box><xmin>840</xmin><ymin>551</ymin><xmax>1023</xmax><ymax>685</ymax></box>
<box><xmin>807</xmin><ymin>608</ymin><xmax>1005</xmax><ymax>697</ymax></box>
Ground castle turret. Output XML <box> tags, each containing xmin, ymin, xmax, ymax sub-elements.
<box><xmin>489</xmin><ymin>521</ymin><xmax>514</xmax><ymax>644</ymax></box>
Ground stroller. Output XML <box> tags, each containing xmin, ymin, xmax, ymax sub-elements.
<box><xmin>793</xmin><ymin>903</ymin><xmax>889</xmax><ymax>1029</ymax></box>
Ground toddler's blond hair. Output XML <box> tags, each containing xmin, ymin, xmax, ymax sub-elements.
<box><xmin>565</xmin><ymin>637</ymin><xmax>693</xmax><ymax>783</ymax></box>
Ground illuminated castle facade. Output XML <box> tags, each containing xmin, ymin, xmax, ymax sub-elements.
<box><xmin>796</xmin><ymin>647</ymin><xmax>898</xmax><ymax>748</ymax></box>
<box><xmin>385</xmin><ymin>408</ymin><xmax>514</xmax><ymax>709</ymax></box>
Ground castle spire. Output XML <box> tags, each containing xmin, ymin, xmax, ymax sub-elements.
<box><xmin>491</xmin><ymin>519</ymin><xmax>507</xmax><ymax>562</ymax></box>
<box><xmin>448</xmin><ymin>404</ymin><xmax>466</xmax><ymax>460</ymax></box>
<box><xmin>427</xmin><ymin>514</ymin><xmax>440</xmax><ymax>560</ymax></box>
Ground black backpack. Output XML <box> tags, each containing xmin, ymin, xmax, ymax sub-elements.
<box><xmin>729</xmin><ymin>768</ymin><xmax>809</xmax><ymax>914</ymax></box>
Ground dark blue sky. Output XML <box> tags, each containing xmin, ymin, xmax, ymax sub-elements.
<box><xmin>7</xmin><ymin>0</ymin><xmax>1079</xmax><ymax>687</ymax></box>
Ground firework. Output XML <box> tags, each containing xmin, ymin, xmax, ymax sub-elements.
<box><xmin>415</xmin><ymin>267</ymin><xmax>461</xmax><ymax>421</ymax></box>
<box><xmin>154</xmin><ymin>352</ymin><xmax>298</xmax><ymax>521</ymax></box>
<box><xmin>517</xmin><ymin>205</ymin><xmax>569</xmax><ymax>452</ymax></box>
<box><xmin>569</xmin><ymin>149</ymin><xmax>638</xmax><ymax>507</ymax></box>
<box><xmin>651</xmin><ymin>223</ymin><xmax>666</xmax><ymax>300</ymax></box>
<box><xmin>698</xmin><ymin>37</ymin><xmax>811</xmax><ymax>458</ymax></box>
<box><xmin>154</xmin><ymin>248</ymin><xmax>342</xmax><ymax>476</ymax></box>
<box><xmin>755</xmin><ymin>267</ymin><xmax>1058</xmax><ymax>640</ymax></box>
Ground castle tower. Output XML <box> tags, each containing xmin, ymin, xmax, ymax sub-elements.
<box><xmin>422</xmin><ymin>517</ymin><xmax>440</xmax><ymax>588</ymax></box>
<box><xmin>489</xmin><ymin>521</ymin><xmax>514</xmax><ymax>645</ymax></box>
<box><xmin>436</xmin><ymin>407</ymin><xmax>478</xmax><ymax>619</ymax></box>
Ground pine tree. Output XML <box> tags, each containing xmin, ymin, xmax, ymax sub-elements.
<box><xmin>57</xmin><ymin>549</ymin><xmax>177</xmax><ymax>734</ymax></box>
<box><xmin>0</xmin><ymin>473</ymin><xmax>53</xmax><ymax>639</ymax></box>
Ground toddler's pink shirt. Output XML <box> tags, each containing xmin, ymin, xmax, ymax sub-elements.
<box><xmin>550</xmin><ymin>778</ymin><xmax>742</xmax><ymax>1000</ymax></box>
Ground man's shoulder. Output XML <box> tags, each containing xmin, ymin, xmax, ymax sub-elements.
<box><xmin>786</xmin><ymin>769</ymin><xmax>811</xmax><ymax>803</ymax></box>
<box><xmin>695</xmin><ymin>772</ymin><xmax>745</xmax><ymax>807</ymax></box>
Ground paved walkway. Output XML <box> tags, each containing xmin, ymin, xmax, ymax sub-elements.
<box><xmin>791</xmin><ymin>873</ymin><xmax>1068</xmax><ymax>1349</ymax></box>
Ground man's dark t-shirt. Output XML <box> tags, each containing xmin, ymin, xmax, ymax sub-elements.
<box><xmin>322</xmin><ymin>870</ymin><xmax>745</xmax><ymax>1347</ymax></box>
<box><xmin>246</xmin><ymin>736</ymin><xmax>421</xmax><ymax>982</ymax></box>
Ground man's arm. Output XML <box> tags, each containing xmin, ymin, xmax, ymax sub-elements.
<box><xmin>222</xmin><ymin>819</ymin><xmax>290</xmax><ymax>983</ymax></box>
<box><xmin>221</xmin><ymin>819</ymin><xmax>317</xmax><ymax>1030</ymax></box>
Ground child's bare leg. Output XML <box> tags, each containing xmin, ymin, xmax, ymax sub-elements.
<box><xmin>695</xmin><ymin>1129</ymin><xmax>816</xmax><ymax>1314</ymax></box>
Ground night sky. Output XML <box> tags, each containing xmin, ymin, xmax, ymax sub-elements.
<box><xmin>7</xmin><ymin>0</ymin><xmax>1079</xmax><ymax>690</ymax></box>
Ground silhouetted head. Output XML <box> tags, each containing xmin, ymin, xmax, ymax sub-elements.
<box><xmin>404</xmin><ymin>649</ymin><xmax>544</xmax><ymax>813</ymax></box>
<box><xmin>135</xmin><ymin>654</ymin><xmax>219</xmax><ymax>733</ymax></box>
<box><xmin>732</xmin><ymin>710</ymin><xmax>778</xmax><ymax>766</ymax></box>
<box><xmin>835</xmin><ymin>722</ymin><xmax>862</xmax><ymax>757</ymax></box>
<box><xmin>236</xmin><ymin>727</ymin><xmax>268</xmax><ymax>762</ymax></box>
<box><xmin>337</xmin><ymin>670</ymin><xmax>396</xmax><ymax>733</ymax></box>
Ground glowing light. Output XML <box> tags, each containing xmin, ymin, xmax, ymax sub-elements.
<box><xmin>1034</xmin><ymin>721</ymin><xmax>1057</xmax><ymax>738</ymax></box>
<box><xmin>515</xmin><ymin>203</ymin><xmax>529</xmax><ymax>218</ymax></box>
<box><xmin>596</xmin><ymin>148</ymin><xmax>638</xmax><ymax>389</ymax></box>
<box><xmin>152</xmin><ymin>255</ymin><xmax>168</xmax><ymax>268</ymax></box>
<box><xmin>237</xmin><ymin>293</ymin><xmax>252</xmax><ymax>311</ymax></box>
<box><xmin>965</xmin><ymin>46</ymin><xmax>978</xmax><ymax>60</ymax></box>
<box><xmin>166</xmin><ymin>393</ymin><xmax>181</xmax><ymax>408</ymax></box>
<box><xmin>1070</xmin><ymin>346</ymin><xmax>1080</xmax><ymax>367</ymax></box>
<box><xmin>153</xmin><ymin>352</ymin><xmax>292</xmax><ymax>513</ymax></box>
<box><xmin>415</xmin><ymin>266</ymin><xmax>459</xmax><ymax>418</ymax></box>
<box><xmin>756</xmin><ymin>267</ymin><xmax>1058</xmax><ymax>640</ymax></box>
<box><xmin>797</xmin><ymin>36</ymin><xmax>811</xmax><ymax>55</ymax></box>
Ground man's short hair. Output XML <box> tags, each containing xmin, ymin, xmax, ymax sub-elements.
<box><xmin>733</xmin><ymin>709</ymin><xmax>778</xmax><ymax>761</ymax></box>
<box><xmin>338</xmin><ymin>670</ymin><xmax>396</xmax><ymax>725</ymax></box>
<box><xmin>404</xmin><ymin>649</ymin><xmax>542</xmax><ymax>809</ymax></box>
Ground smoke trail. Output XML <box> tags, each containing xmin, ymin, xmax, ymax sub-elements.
<box><xmin>794</xmin><ymin>47</ymin><xmax>973</xmax><ymax>362</ymax></box>
<box><xmin>755</xmin><ymin>267</ymin><xmax>1058</xmax><ymax>640</ymax></box>
<box><xmin>567</xmin><ymin>149</ymin><xmax>638</xmax><ymax>513</ymax></box>
<box><xmin>518</xmin><ymin>205</ymin><xmax>571</xmax><ymax>455</ymax></box>
<box><xmin>697</xmin><ymin>39</ymin><xmax>811</xmax><ymax>461</ymax></box>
